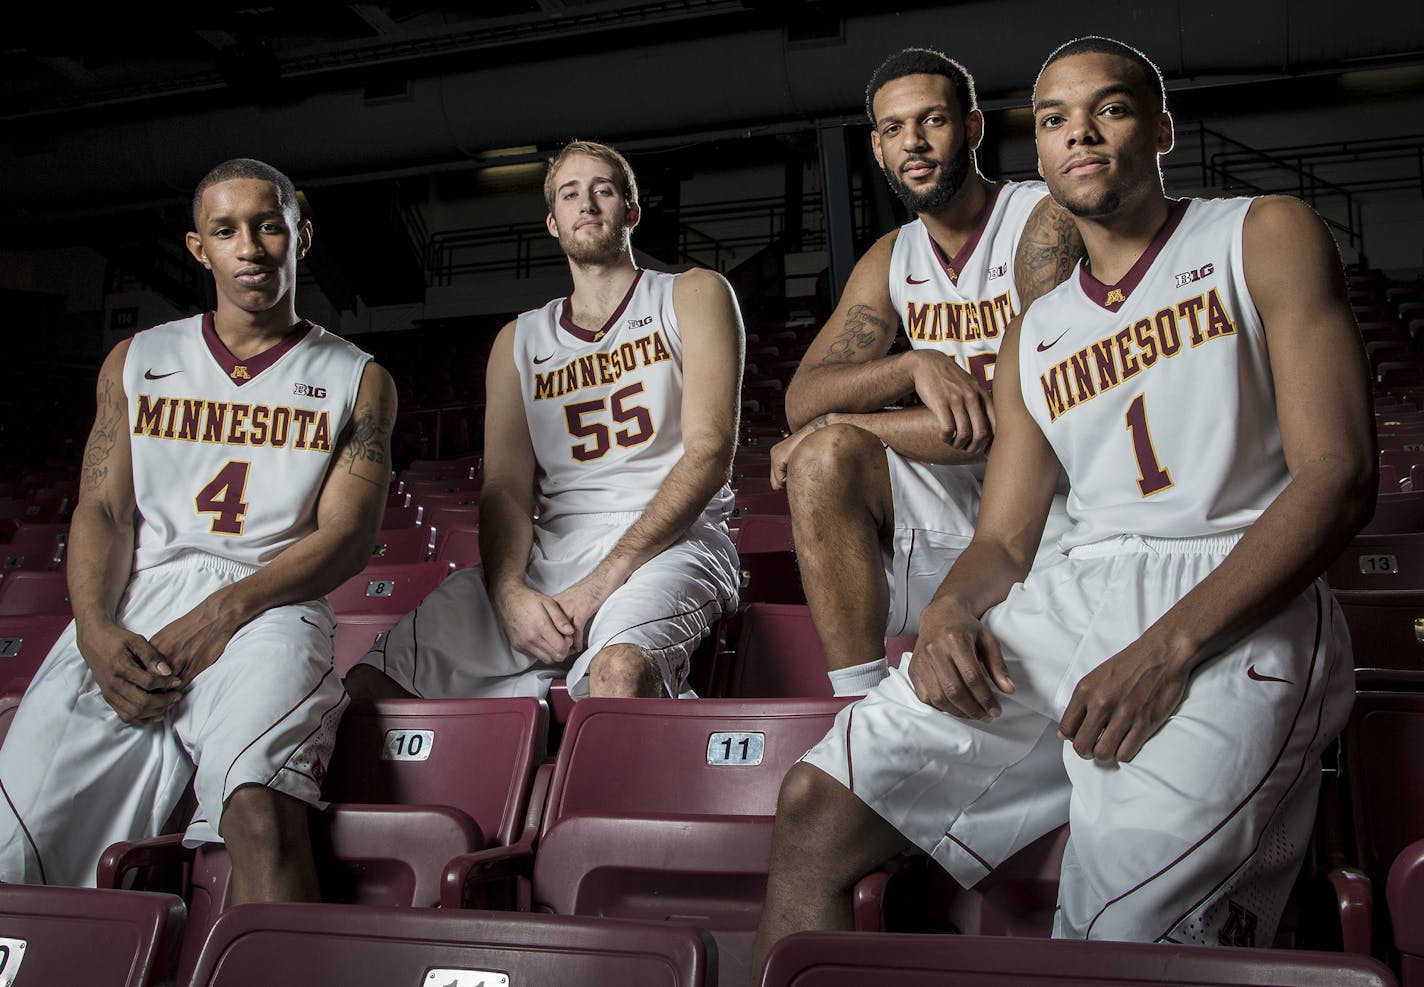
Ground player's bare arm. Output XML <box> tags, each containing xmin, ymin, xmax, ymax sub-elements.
<box><xmin>151</xmin><ymin>361</ymin><xmax>399</xmax><ymax>685</ymax></box>
<box><xmin>1014</xmin><ymin>196</ymin><xmax>1085</xmax><ymax>311</ymax></box>
<box><xmin>1056</xmin><ymin>196</ymin><xmax>1375</xmax><ymax>765</ymax></box>
<box><xmin>910</xmin><ymin>315</ymin><xmax>1062</xmax><ymax>720</ymax></box>
<box><xmin>480</xmin><ymin>320</ymin><xmax>576</xmax><ymax>663</ymax></box>
<box><xmin>552</xmin><ymin>267</ymin><xmax>742</xmax><ymax>643</ymax></box>
<box><xmin>69</xmin><ymin>339</ymin><xmax>183</xmax><ymax>723</ymax></box>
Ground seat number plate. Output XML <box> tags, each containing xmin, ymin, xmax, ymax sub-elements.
<box><xmin>1358</xmin><ymin>554</ymin><xmax>1398</xmax><ymax>574</ymax></box>
<box><xmin>381</xmin><ymin>729</ymin><xmax>434</xmax><ymax>761</ymax></box>
<box><xmin>424</xmin><ymin>971</ymin><xmax>507</xmax><ymax>987</ymax></box>
<box><xmin>707</xmin><ymin>732</ymin><xmax>765</xmax><ymax>766</ymax></box>
<box><xmin>0</xmin><ymin>938</ymin><xmax>27</xmax><ymax>987</ymax></box>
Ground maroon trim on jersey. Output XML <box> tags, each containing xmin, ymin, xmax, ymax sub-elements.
<box><xmin>928</xmin><ymin>181</ymin><xmax>1005</xmax><ymax>285</ymax></box>
<box><xmin>945</xmin><ymin>831</ymin><xmax>994</xmax><ymax>874</ymax></box>
<box><xmin>0</xmin><ymin>774</ymin><xmax>46</xmax><ymax>884</ymax></box>
<box><xmin>559</xmin><ymin>269</ymin><xmax>645</xmax><ymax>343</ymax></box>
<box><xmin>202</xmin><ymin>311</ymin><xmax>315</xmax><ymax>386</ymax></box>
<box><xmin>1083</xmin><ymin>584</ymin><xmax>1330</xmax><ymax>941</ymax></box>
<box><xmin>844</xmin><ymin>705</ymin><xmax>857</xmax><ymax>793</ymax></box>
<box><xmin>1077</xmin><ymin>198</ymin><xmax>1190</xmax><ymax>312</ymax></box>
<box><xmin>225</xmin><ymin>666</ymin><xmax>335</xmax><ymax>798</ymax></box>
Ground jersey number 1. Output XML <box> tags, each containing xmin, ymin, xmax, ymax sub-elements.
<box><xmin>196</xmin><ymin>461</ymin><xmax>251</xmax><ymax>534</ymax></box>
<box><xmin>1125</xmin><ymin>394</ymin><xmax>1173</xmax><ymax>497</ymax></box>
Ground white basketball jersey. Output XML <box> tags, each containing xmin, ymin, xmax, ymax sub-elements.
<box><xmin>514</xmin><ymin>269</ymin><xmax>734</xmax><ymax>524</ymax></box>
<box><xmin>1019</xmin><ymin>197</ymin><xmax>1284</xmax><ymax>551</ymax></box>
<box><xmin>888</xmin><ymin>180</ymin><xmax>1049</xmax><ymax>391</ymax></box>
<box><xmin>125</xmin><ymin>313</ymin><xmax>371</xmax><ymax>571</ymax></box>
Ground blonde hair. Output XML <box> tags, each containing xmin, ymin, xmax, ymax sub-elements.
<box><xmin>543</xmin><ymin>140</ymin><xmax>639</xmax><ymax>211</ymax></box>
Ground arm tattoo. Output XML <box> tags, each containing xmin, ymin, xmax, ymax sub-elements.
<box><xmin>81</xmin><ymin>375</ymin><xmax>121</xmax><ymax>492</ymax></box>
<box><xmin>338</xmin><ymin>401</ymin><xmax>392</xmax><ymax>484</ymax></box>
<box><xmin>805</xmin><ymin>414</ymin><xmax>832</xmax><ymax>432</ymax></box>
<box><xmin>818</xmin><ymin>304</ymin><xmax>891</xmax><ymax>365</ymax></box>
<box><xmin>1015</xmin><ymin>203</ymin><xmax>1085</xmax><ymax>311</ymax></box>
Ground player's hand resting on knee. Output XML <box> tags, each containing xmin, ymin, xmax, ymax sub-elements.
<box><xmin>76</xmin><ymin>620</ymin><xmax>182</xmax><ymax>724</ymax></box>
<box><xmin>1057</xmin><ymin>642</ymin><xmax>1191</xmax><ymax>764</ymax></box>
<box><xmin>909</xmin><ymin>350</ymin><xmax>994</xmax><ymax>453</ymax></box>
<box><xmin>492</xmin><ymin>582</ymin><xmax>576</xmax><ymax>664</ymax></box>
<box><xmin>768</xmin><ymin>415</ymin><xmax>832</xmax><ymax>491</ymax></box>
<box><xmin>552</xmin><ymin>570</ymin><xmax>617</xmax><ymax>653</ymax></box>
<box><xmin>910</xmin><ymin>596</ymin><xmax>1015</xmax><ymax>720</ymax></box>
<box><xmin>150</xmin><ymin>593</ymin><xmax>244</xmax><ymax>687</ymax></box>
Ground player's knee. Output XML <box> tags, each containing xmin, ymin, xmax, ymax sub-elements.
<box><xmin>775</xmin><ymin>763</ymin><xmax>847</xmax><ymax>840</ymax></box>
<box><xmin>221</xmin><ymin>786</ymin><xmax>310</xmax><ymax>863</ymax></box>
<box><xmin>588</xmin><ymin>645</ymin><xmax>664</xmax><ymax>698</ymax></box>
<box><xmin>787</xmin><ymin>426</ymin><xmax>886</xmax><ymax>517</ymax></box>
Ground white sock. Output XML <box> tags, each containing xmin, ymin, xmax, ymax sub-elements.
<box><xmin>827</xmin><ymin>657</ymin><xmax>889</xmax><ymax>697</ymax></box>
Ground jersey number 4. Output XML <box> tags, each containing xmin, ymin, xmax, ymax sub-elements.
<box><xmin>564</xmin><ymin>381</ymin><xmax>655</xmax><ymax>462</ymax></box>
<box><xmin>196</xmin><ymin>460</ymin><xmax>251</xmax><ymax>535</ymax></box>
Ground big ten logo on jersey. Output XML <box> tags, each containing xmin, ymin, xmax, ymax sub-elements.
<box><xmin>1175</xmin><ymin>262</ymin><xmax>1214</xmax><ymax>289</ymax></box>
<box><xmin>293</xmin><ymin>382</ymin><xmax>327</xmax><ymax>399</ymax></box>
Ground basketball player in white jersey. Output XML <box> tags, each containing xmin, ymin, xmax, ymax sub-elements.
<box><xmin>346</xmin><ymin>140</ymin><xmax>741</xmax><ymax>702</ymax></box>
<box><xmin>754</xmin><ymin>38</ymin><xmax>1373</xmax><ymax>969</ymax></box>
<box><xmin>0</xmin><ymin>159</ymin><xmax>396</xmax><ymax>898</ymax></box>
<box><xmin>770</xmin><ymin>48</ymin><xmax>1083</xmax><ymax>696</ymax></box>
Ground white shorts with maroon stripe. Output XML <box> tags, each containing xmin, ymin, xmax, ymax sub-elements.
<box><xmin>358</xmin><ymin>511</ymin><xmax>739</xmax><ymax>700</ymax></box>
<box><xmin>803</xmin><ymin>531</ymin><xmax>1353</xmax><ymax>945</ymax></box>
<box><xmin>883</xmin><ymin>449</ymin><xmax>1070</xmax><ymax>636</ymax></box>
<box><xmin>0</xmin><ymin>552</ymin><xmax>347</xmax><ymax>887</ymax></box>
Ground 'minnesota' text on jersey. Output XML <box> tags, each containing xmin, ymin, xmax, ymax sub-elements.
<box><xmin>125</xmin><ymin>313</ymin><xmax>371</xmax><ymax>570</ymax></box>
<box><xmin>513</xmin><ymin>269</ymin><xmax>733</xmax><ymax>524</ymax></box>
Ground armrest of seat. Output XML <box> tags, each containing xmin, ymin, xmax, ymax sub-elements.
<box><xmin>852</xmin><ymin>852</ymin><xmax>923</xmax><ymax>932</ymax></box>
<box><xmin>95</xmin><ymin>834</ymin><xmax>191</xmax><ymax>891</ymax></box>
<box><xmin>1386</xmin><ymin>837</ymin><xmax>1424</xmax><ymax>957</ymax></box>
<box><xmin>440</xmin><ymin>843</ymin><xmax>536</xmax><ymax>910</ymax></box>
<box><xmin>1327</xmin><ymin>865</ymin><xmax>1374</xmax><ymax>956</ymax></box>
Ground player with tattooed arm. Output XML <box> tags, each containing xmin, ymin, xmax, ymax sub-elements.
<box><xmin>0</xmin><ymin>158</ymin><xmax>396</xmax><ymax>899</ymax></box>
<box><xmin>771</xmin><ymin>48</ymin><xmax>1084</xmax><ymax>696</ymax></box>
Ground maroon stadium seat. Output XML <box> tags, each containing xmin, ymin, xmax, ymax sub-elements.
<box><xmin>730</xmin><ymin>512</ymin><xmax>793</xmax><ymax>554</ymax></box>
<box><xmin>323</xmin><ymin>697</ymin><xmax>548</xmax><ymax>850</ymax></box>
<box><xmin>445</xmin><ymin>697</ymin><xmax>852</xmax><ymax>987</ymax></box>
<box><xmin>760</xmin><ymin>931</ymin><xmax>1398</xmax><ymax>987</ymax></box>
<box><xmin>188</xmin><ymin>903</ymin><xmax>713</xmax><ymax>987</ymax></box>
<box><xmin>1388</xmin><ymin>838</ymin><xmax>1424</xmax><ymax>987</ymax></box>
<box><xmin>0</xmin><ymin>689</ymin><xmax>22</xmax><ymax>746</ymax></box>
<box><xmin>1364</xmin><ymin>492</ymin><xmax>1424</xmax><ymax>535</ymax></box>
<box><xmin>0</xmin><ymin>884</ymin><xmax>186</xmax><ymax>987</ymax></box>
<box><xmin>0</xmin><ymin>522</ymin><xmax>68</xmax><ymax>571</ymax></box>
<box><xmin>733</xmin><ymin>491</ymin><xmax>790</xmax><ymax>517</ymax></box>
<box><xmin>0</xmin><ymin>570</ymin><xmax>71</xmax><ymax>616</ymax></box>
<box><xmin>1329</xmin><ymin>532</ymin><xmax>1424</xmax><ymax>669</ymax></box>
<box><xmin>723</xmin><ymin>603</ymin><xmax>914</xmax><ymax>698</ymax></box>
<box><xmin>433</xmin><ymin>523</ymin><xmax>481</xmax><ymax>565</ymax></box>
<box><xmin>326</xmin><ymin>560</ymin><xmax>451</xmax><ymax>615</ymax></box>
<box><xmin>0</xmin><ymin>613</ymin><xmax>70</xmax><ymax>689</ymax></box>
<box><xmin>100</xmin><ymin>804</ymin><xmax>482</xmax><ymax>984</ymax></box>
<box><xmin>366</xmin><ymin>524</ymin><xmax>430</xmax><ymax>562</ymax></box>
<box><xmin>378</xmin><ymin>501</ymin><xmax>420</xmax><ymax>530</ymax></box>
<box><xmin>331</xmin><ymin>611</ymin><xmax>400</xmax><ymax>676</ymax></box>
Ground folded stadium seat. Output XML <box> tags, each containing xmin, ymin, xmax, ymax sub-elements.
<box><xmin>432</xmin><ymin>524</ymin><xmax>480</xmax><ymax>565</ymax></box>
<box><xmin>378</xmin><ymin>501</ymin><xmax>420</xmax><ymax>530</ymax></box>
<box><xmin>0</xmin><ymin>522</ymin><xmax>68</xmax><ymax>571</ymax></box>
<box><xmin>1379</xmin><ymin>430</ymin><xmax>1424</xmax><ymax>452</ymax></box>
<box><xmin>421</xmin><ymin>503</ymin><xmax>481</xmax><ymax>539</ymax></box>
<box><xmin>331</xmin><ymin>611</ymin><xmax>401</xmax><ymax>677</ymax></box>
<box><xmin>1378</xmin><ymin>363</ymin><xmax>1424</xmax><ymax>390</ymax></box>
<box><xmin>99</xmin><ymin>804</ymin><xmax>482</xmax><ymax>985</ymax></box>
<box><xmin>188</xmin><ymin>903</ymin><xmax>714</xmax><ymax>987</ymax></box>
<box><xmin>731</xmin><ymin>513</ymin><xmax>793</xmax><ymax>554</ymax></box>
<box><xmin>401</xmin><ymin>476</ymin><xmax>482</xmax><ymax>500</ymax></box>
<box><xmin>1382</xmin><ymin>449</ymin><xmax>1424</xmax><ymax>477</ymax></box>
<box><xmin>1380</xmin><ymin>465</ymin><xmax>1402</xmax><ymax>495</ymax></box>
<box><xmin>721</xmin><ymin>603</ymin><xmax>914</xmax><ymax>699</ymax></box>
<box><xmin>323</xmin><ymin>697</ymin><xmax>548</xmax><ymax>854</ymax></box>
<box><xmin>17</xmin><ymin>489</ymin><xmax>72</xmax><ymax>525</ymax></box>
<box><xmin>732</xmin><ymin>491</ymin><xmax>790</xmax><ymax>517</ymax></box>
<box><xmin>729</xmin><ymin>473</ymin><xmax>778</xmax><ymax>496</ymax></box>
<box><xmin>443</xmin><ymin>697</ymin><xmax>854</xmax><ymax>987</ymax></box>
<box><xmin>1330</xmin><ymin>672</ymin><xmax>1424</xmax><ymax>962</ymax></box>
<box><xmin>0</xmin><ymin>884</ymin><xmax>187</xmax><ymax>987</ymax></box>
<box><xmin>0</xmin><ymin>570</ymin><xmax>71</xmax><ymax>617</ymax></box>
<box><xmin>411</xmin><ymin>491</ymin><xmax>481</xmax><ymax>514</ymax></box>
<box><xmin>399</xmin><ymin>455</ymin><xmax>481</xmax><ymax>480</ymax></box>
<box><xmin>366</xmin><ymin>524</ymin><xmax>430</xmax><ymax>563</ymax></box>
<box><xmin>326</xmin><ymin>560</ymin><xmax>452</xmax><ymax>615</ymax></box>
<box><xmin>1369</xmin><ymin>342</ymin><xmax>1411</xmax><ymax>377</ymax></box>
<box><xmin>0</xmin><ymin>613</ymin><xmax>71</xmax><ymax>690</ymax></box>
<box><xmin>1363</xmin><ymin>492</ymin><xmax>1424</xmax><ymax>536</ymax></box>
<box><xmin>759</xmin><ymin>931</ymin><xmax>1399</xmax><ymax>987</ymax></box>
<box><xmin>1328</xmin><ymin>532</ymin><xmax>1424</xmax><ymax>669</ymax></box>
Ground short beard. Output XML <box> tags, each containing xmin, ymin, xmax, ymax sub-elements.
<box><xmin>1057</xmin><ymin>187</ymin><xmax>1122</xmax><ymax>219</ymax></box>
<box><xmin>884</xmin><ymin>141</ymin><xmax>972</xmax><ymax>216</ymax></box>
<box><xmin>559</xmin><ymin>223</ymin><xmax>629</xmax><ymax>265</ymax></box>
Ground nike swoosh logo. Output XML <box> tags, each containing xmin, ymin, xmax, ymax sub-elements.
<box><xmin>300</xmin><ymin>615</ymin><xmax>323</xmax><ymax>630</ymax></box>
<box><xmin>532</xmin><ymin>353</ymin><xmax>555</xmax><ymax>364</ymax></box>
<box><xmin>1036</xmin><ymin>328</ymin><xmax>1072</xmax><ymax>352</ymax></box>
<box><xmin>1246</xmin><ymin>664</ymin><xmax>1293</xmax><ymax>685</ymax></box>
<box><xmin>905</xmin><ymin>275</ymin><xmax>930</xmax><ymax>285</ymax></box>
<box><xmin>145</xmin><ymin>369</ymin><xmax>182</xmax><ymax>380</ymax></box>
